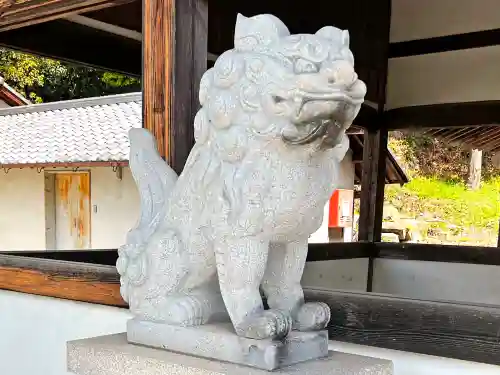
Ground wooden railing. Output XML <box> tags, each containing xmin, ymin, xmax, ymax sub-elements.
<box><xmin>2</xmin><ymin>242</ymin><xmax>500</xmax><ymax>365</ymax></box>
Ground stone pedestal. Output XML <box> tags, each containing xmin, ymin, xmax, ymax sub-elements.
<box><xmin>67</xmin><ymin>333</ymin><xmax>394</xmax><ymax>375</ymax></box>
<box><xmin>127</xmin><ymin>319</ymin><xmax>328</xmax><ymax>370</ymax></box>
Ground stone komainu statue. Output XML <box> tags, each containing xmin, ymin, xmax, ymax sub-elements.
<box><xmin>117</xmin><ymin>13</ymin><xmax>366</xmax><ymax>340</ymax></box>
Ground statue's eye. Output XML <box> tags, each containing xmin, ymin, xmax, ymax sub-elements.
<box><xmin>294</xmin><ymin>59</ymin><xmax>318</xmax><ymax>74</ymax></box>
<box><xmin>273</xmin><ymin>95</ymin><xmax>286</xmax><ymax>104</ymax></box>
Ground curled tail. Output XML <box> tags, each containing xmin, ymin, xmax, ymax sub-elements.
<box><xmin>117</xmin><ymin>128</ymin><xmax>178</xmax><ymax>302</ymax></box>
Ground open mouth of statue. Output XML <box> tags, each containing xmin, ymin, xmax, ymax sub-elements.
<box><xmin>281</xmin><ymin>89</ymin><xmax>362</xmax><ymax>147</ymax></box>
<box><xmin>282</xmin><ymin>118</ymin><xmax>341</xmax><ymax>148</ymax></box>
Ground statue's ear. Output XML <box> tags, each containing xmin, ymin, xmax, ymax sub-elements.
<box><xmin>316</xmin><ymin>26</ymin><xmax>350</xmax><ymax>48</ymax></box>
<box><xmin>234</xmin><ymin>13</ymin><xmax>289</xmax><ymax>51</ymax></box>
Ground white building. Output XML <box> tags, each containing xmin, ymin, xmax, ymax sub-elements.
<box><xmin>0</xmin><ymin>93</ymin><xmax>142</xmax><ymax>251</ymax></box>
<box><xmin>0</xmin><ymin>92</ymin><xmax>406</xmax><ymax>251</ymax></box>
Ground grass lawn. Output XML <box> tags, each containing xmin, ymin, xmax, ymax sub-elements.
<box><xmin>385</xmin><ymin>177</ymin><xmax>500</xmax><ymax>234</ymax></box>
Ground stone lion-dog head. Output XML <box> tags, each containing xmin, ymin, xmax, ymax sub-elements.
<box><xmin>194</xmin><ymin>13</ymin><xmax>366</xmax><ymax>164</ymax></box>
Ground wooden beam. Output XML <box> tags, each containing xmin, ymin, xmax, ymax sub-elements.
<box><xmin>0</xmin><ymin>19</ymin><xmax>141</xmax><ymax>76</ymax></box>
<box><xmin>1</xmin><ymin>249</ymin><xmax>119</xmax><ymax>266</ymax></box>
<box><xmin>358</xmin><ymin>127</ymin><xmax>388</xmax><ymax>242</ymax></box>
<box><xmin>306</xmin><ymin>242</ymin><xmax>375</xmax><ymax>262</ymax></box>
<box><xmin>357</xmin><ymin>0</ymin><xmax>390</xmax><ymax>294</ymax></box>
<box><xmin>353</xmin><ymin>104</ymin><xmax>378</xmax><ymax>129</ymax></box>
<box><xmin>0</xmin><ymin>254</ymin><xmax>125</xmax><ymax>306</ymax></box>
<box><xmin>497</xmin><ymin>222</ymin><xmax>500</xmax><ymax>248</ymax></box>
<box><xmin>13</xmin><ymin>242</ymin><xmax>500</xmax><ymax>268</ymax></box>
<box><xmin>307</xmin><ymin>288</ymin><xmax>500</xmax><ymax>366</ymax></box>
<box><xmin>82</xmin><ymin>0</ymin><xmax>141</xmax><ymax>32</ymax></box>
<box><xmin>143</xmin><ymin>0</ymin><xmax>207</xmax><ymax>174</ymax></box>
<box><xmin>0</xmin><ymin>243</ymin><xmax>373</xmax><ymax>307</ymax></box>
<box><xmin>2</xmin><ymin>242</ymin><xmax>375</xmax><ymax>267</ymax></box>
<box><xmin>474</xmin><ymin>128</ymin><xmax>500</xmax><ymax>150</ymax></box>
<box><xmin>376</xmin><ymin>243</ymin><xmax>500</xmax><ymax>266</ymax></box>
<box><xmin>390</xmin><ymin>28</ymin><xmax>500</xmax><ymax>58</ymax></box>
<box><xmin>10</xmin><ymin>243</ymin><xmax>499</xmax><ymax>267</ymax></box>
<box><xmin>357</xmin><ymin>0</ymin><xmax>390</xmax><ymax>243</ymax></box>
<box><xmin>64</xmin><ymin>14</ymin><xmax>142</xmax><ymax>41</ymax></box>
<box><xmin>384</xmin><ymin>101</ymin><xmax>500</xmax><ymax>130</ymax></box>
<box><xmin>358</xmin><ymin>128</ymin><xmax>387</xmax><ymax>294</ymax></box>
<box><xmin>0</xmin><ymin>0</ymin><xmax>135</xmax><ymax>32</ymax></box>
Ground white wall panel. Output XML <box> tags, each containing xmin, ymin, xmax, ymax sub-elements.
<box><xmin>387</xmin><ymin>46</ymin><xmax>500</xmax><ymax>109</ymax></box>
<box><xmin>391</xmin><ymin>0</ymin><xmax>500</xmax><ymax>42</ymax></box>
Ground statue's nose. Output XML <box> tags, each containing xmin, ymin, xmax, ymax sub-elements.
<box><xmin>322</xmin><ymin>60</ymin><xmax>357</xmax><ymax>87</ymax></box>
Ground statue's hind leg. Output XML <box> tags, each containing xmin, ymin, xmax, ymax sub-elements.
<box><xmin>215</xmin><ymin>236</ymin><xmax>292</xmax><ymax>339</ymax></box>
<box><xmin>133</xmin><ymin>271</ymin><xmax>228</xmax><ymax>325</ymax></box>
<box><xmin>261</xmin><ymin>239</ymin><xmax>330</xmax><ymax>331</ymax></box>
<box><xmin>161</xmin><ymin>283</ymin><xmax>228</xmax><ymax>326</ymax></box>
<box><xmin>131</xmin><ymin>231</ymin><xmax>227</xmax><ymax>326</ymax></box>
<box><xmin>158</xmin><ymin>249</ymin><xmax>228</xmax><ymax>326</ymax></box>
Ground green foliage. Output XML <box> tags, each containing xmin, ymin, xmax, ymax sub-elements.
<box><xmin>386</xmin><ymin>131</ymin><xmax>500</xmax><ymax>245</ymax></box>
<box><xmin>386</xmin><ymin>176</ymin><xmax>500</xmax><ymax>232</ymax></box>
<box><xmin>0</xmin><ymin>49</ymin><xmax>140</xmax><ymax>103</ymax></box>
<box><xmin>389</xmin><ymin>131</ymin><xmax>500</xmax><ymax>182</ymax></box>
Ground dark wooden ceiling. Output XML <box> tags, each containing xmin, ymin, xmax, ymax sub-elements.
<box><xmin>84</xmin><ymin>1</ymin><xmax>141</xmax><ymax>32</ymax></box>
<box><xmin>0</xmin><ymin>0</ymin><xmax>391</xmax><ymax>103</ymax></box>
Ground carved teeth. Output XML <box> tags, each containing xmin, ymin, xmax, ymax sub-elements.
<box><xmin>281</xmin><ymin>120</ymin><xmax>328</xmax><ymax>145</ymax></box>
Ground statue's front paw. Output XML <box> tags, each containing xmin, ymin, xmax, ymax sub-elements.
<box><xmin>293</xmin><ymin>302</ymin><xmax>330</xmax><ymax>331</ymax></box>
<box><xmin>236</xmin><ymin>309</ymin><xmax>292</xmax><ymax>340</ymax></box>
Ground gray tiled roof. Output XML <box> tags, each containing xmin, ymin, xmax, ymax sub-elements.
<box><xmin>0</xmin><ymin>92</ymin><xmax>142</xmax><ymax>166</ymax></box>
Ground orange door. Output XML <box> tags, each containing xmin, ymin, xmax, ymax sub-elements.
<box><xmin>54</xmin><ymin>172</ymin><xmax>91</xmax><ymax>250</ymax></box>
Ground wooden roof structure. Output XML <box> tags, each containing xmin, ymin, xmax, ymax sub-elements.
<box><xmin>423</xmin><ymin>127</ymin><xmax>500</xmax><ymax>153</ymax></box>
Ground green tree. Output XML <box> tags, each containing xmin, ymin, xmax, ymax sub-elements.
<box><xmin>0</xmin><ymin>49</ymin><xmax>140</xmax><ymax>103</ymax></box>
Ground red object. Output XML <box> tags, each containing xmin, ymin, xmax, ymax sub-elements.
<box><xmin>328</xmin><ymin>189</ymin><xmax>354</xmax><ymax>228</ymax></box>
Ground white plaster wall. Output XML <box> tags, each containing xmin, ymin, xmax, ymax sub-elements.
<box><xmin>388</xmin><ymin>0</ymin><xmax>500</xmax><ymax>110</ymax></box>
<box><xmin>0</xmin><ymin>290</ymin><xmax>131</xmax><ymax>375</ymax></box>
<box><xmin>90</xmin><ymin>167</ymin><xmax>140</xmax><ymax>249</ymax></box>
<box><xmin>386</xmin><ymin>46</ymin><xmax>500</xmax><ymax>109</ymax></box>
<box><xmin>302</xmin><ymin>258</ymin><xmax>368</xmax><ymax>292</ymax></box>
<box><xmin>372</xmin><ymin>259</ymin><xmax>500</xmax><ymax>305</ymax></box>
<box><xmin>0</xmin><ymin>166</ymin><xmax>140</xmax><ymax>251</ymax></box>
<box><xmin>337</xmin><ymin>150</ymin><xmax>355</xmax><ymax>190</ymax></box>
<box><xmin>391</xmin><ymin>0</ymin><xmax>500</xmax><ymax>42</ymax></box>
<box><xmin>0</xmin><ymin>169</ymin><xmax>46</xmax><ymax>251</ymax></box>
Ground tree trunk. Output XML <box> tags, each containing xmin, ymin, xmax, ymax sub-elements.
<box><xmin>468</xmin><ymin>149</ymin><xmax>482</xmax><ymax>190</ymax></box>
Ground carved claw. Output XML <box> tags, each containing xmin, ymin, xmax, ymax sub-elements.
<box><xmin>236</xmin><ymin>309</ymin><xmax>292</xmax><ymax>340</ymax></box>
<box><xmin>293</xmin><ymin>302</ymin><xmax>331</xmax><ymax>331</ymax></box>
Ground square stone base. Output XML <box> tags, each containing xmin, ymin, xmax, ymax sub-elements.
<box><xmin>67</xmin><ymin>333</ymin><xmax>394</xmax><ymax>375</ymax></box>
<box><xmin>127</xmin><ymin>318</ymin><xmax>328</xmax><ymax>370</ymax></box>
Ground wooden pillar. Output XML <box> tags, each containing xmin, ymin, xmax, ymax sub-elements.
<box><xmin>358</xmin><ymin>127</ymin><xmax>388</xmax><ymax>243</ymax></box>
<box><xmin>142</xmin><ymin>0</ymin><xmax>208</xmax><ymax>174</ymax></box>
<box><xmin>358</xmin><ymin>0</ymin><xmax>391</xmax><ymax>245</ymax></box>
